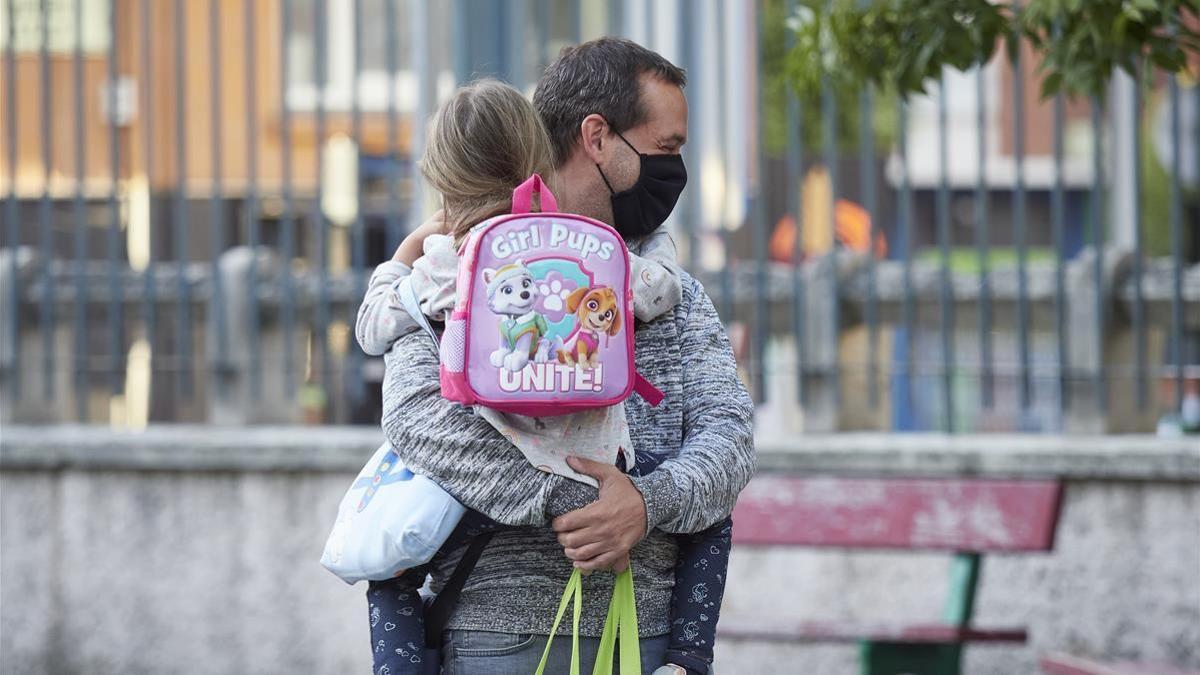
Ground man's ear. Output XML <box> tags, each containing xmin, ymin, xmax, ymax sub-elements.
<box><xmin>578</xmin><ymin>114</ymin><xmax>609</xmax><ymax>164</ymax></box>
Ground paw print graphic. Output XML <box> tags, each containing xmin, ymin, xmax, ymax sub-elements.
<box><xmin>535</xmin><ymin>271</ymin><xmax>579</xmax><ymax>322</ymax></box>
<box><xmin>370</xmin><ymin>606</ymin><xmax>381</xmax><ymax>628</ymax></box>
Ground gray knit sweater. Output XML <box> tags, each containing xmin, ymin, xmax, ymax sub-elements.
<box><xmin>380</xmin><ymin>271</ymin><xmax>755</xmax><ymax>638</ymax></box>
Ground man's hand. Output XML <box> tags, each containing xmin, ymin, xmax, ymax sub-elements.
<box><xmin>552</xmin><ymin>456</ymin><xmax>647</xmax><ymax>572</ymax></box>
<box><xmin>392</xmin><ymin>209</ymin><xmax>446</xmax><ymax>265</ymax></box>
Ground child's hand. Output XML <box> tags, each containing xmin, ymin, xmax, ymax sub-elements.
<box><xmin>392</xmin><ymin>210</ymin><xmax>446</xmax><ymax>265</ymax></box>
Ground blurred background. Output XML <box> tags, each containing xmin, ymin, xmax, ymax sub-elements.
<box><xmin>1</xmin><ymin>1</ymin><xmax>1198</xmax><ymax>674</ymax></box>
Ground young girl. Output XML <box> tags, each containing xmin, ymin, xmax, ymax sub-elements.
<box><xmin>356</xmin><ymin>79</ymin><xmax>729</xmax><ymax>675</ymax></box>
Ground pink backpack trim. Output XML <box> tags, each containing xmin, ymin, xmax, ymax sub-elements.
<box><xmin>633</xmin><ymin>374</ymin><xmax>665</xmax><ymax>407</ymax></box>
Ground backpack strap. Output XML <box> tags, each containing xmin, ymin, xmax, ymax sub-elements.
<box><xmin>423</xmin><ymin>532</ymin><xmax>494</xmax><ymax>649</ymax></box>
<box><xmin>633</xmin><ymin>373</ymin><xmax>664</xmax><ymax>407</ymax></box>
<box><xmin>397</xmin><ymin>276</ymin><xmax>441</xmax><ymax>351</ymax></box>
<box><xmin>511</xmin><ymin>173</ymin><xmax>558</xmax><ymax>214</ymax></box>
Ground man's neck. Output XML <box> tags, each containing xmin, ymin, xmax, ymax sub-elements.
<box><xmin>553</xmin><ymin>155</ymin><xmax>612</xmax><ymax>225</ymax></box>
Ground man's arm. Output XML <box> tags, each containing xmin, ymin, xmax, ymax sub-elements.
<box><xmin>554</xmin><ymin>278</ymin><xmax>755</xmax><ymax>569</ymax></box>
<box><xmin>380</xmin><ymin>330</ymin><xmax>597</xmax><ymax>526</ymax></box>
<box><xmin>626</xmin><ymin>281</ymin><xmax>756</xmax><ymax>534</ymax></box>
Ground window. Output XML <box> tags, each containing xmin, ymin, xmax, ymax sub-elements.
<box><xmin>287</xmin><ymin>0</ymin><xmax>447</xmax><ymax>112</ymax></box>
<box><xmin>0</xmin><ymin>0</ymin><xmax>110</xmax><ymax>54</ymax></box>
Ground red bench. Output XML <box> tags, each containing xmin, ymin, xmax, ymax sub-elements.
<box><xmin>1041</xmin><ymin>652</ymin><xmax>1200</xmax><ymax>675</ymax></box>
<box><xmin>720</xmin><ymin>475</ymin><xmax>1065</xmax><ymax>675</ymax></box>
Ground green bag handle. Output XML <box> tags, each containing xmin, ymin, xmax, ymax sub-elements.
<box><xmin>592</xmin><ymin>566</ymin><xmax>641</xmax><ymax>675</ymax></box>
<box><xmin>534</xmin><ymin>567</ymin><xmax>641</xmax><ymax>675</ymax></box>
<box><xmin>535</xmin><ymin>567</ymin><xmax>583</xmax><ymax>675</ymax></box>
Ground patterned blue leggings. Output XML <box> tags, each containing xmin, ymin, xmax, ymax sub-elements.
<box><xmin>368</xmin><ymin>473</ymin><xmax>731</xmax><ymax>675</ymax></box>
<box><xmin>366</xmin><ymin>511</ymin><xmax>496</xmax><ymax>673</ymax></box>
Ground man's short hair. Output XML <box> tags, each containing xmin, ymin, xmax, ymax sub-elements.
<box><xmin>533</xmin><ymin>37</ymin><xmax>687</xmax><ymax>167</ymax></box>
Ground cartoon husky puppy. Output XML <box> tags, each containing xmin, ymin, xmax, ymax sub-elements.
<box><xmin>557</xmin><ymin>286</ymin><xmax>621</xmax><ymax>369</ymax></box>
<box><xmin>482</xmin><ymin>260</ymin><xmax>562</xmax><ymax>372</ymax></box>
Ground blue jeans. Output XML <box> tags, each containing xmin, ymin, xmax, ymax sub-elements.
<box><xmin>441</xmin><ymin>629</ymin><xmax>669</xmax><ymax>675</ymax></box>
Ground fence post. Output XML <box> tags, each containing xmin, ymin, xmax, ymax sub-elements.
<box><xmin>0</xmin><ymin>247</ymin><xmax>71</xmax><ymax>424</ymax></box>
<box><xmin>1064</xmin><ymin>245</ymin><xmax>1161</xmax><ymax>433</ymax></box>
<box><xmin>797</xmin><ymin>253</ymin><xmax>843</xmax><ymax>432</ymax></box>
<box><xmin>207</xmin><ymin>246</ymin><xmax>301</xmax><ymax>425</ymax></box>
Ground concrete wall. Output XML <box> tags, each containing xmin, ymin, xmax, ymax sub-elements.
<box><xmin>2</xmin><ymin>427</ymin><xmax>1198</xmax><ymax>675</ymax></box>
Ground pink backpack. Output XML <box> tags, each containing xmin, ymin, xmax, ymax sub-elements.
<box><xmin>435</xmin><ymin>174</ymin><xmax>663</xmax><ymax>417</ymax></box>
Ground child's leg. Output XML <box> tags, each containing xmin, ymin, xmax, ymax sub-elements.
<box><xmin>665</xmin><ymin>516</ymin><xmax>733</xmax><ymax>675</ymax></box>
<box><xmin>365</xmin><ymin>509</ymin><xmax>511</xmax><ymax>674</ymax></box>
<box><xmin>367</xmin><ymin>566</ymin><xmax>429</xmax><ymax>674</ymax></box>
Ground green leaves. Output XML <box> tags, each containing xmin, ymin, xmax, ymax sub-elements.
<box><xmin>1019</xmin><ymin>0</ymin><xmax>1200</xmax><ymax>98</ymax></box>
<box><xmin>783</xmin><ymin>0</ymin><xmax>1200</xmax><ymax>102</ymax></box>
<box><xmin>763</xmin><ymin>0</ymin><xmax>898</xmax><ymax>153</ymax></box>
<box><xmin>786</xmin><ymin>0</ymin><xmax>1007</xmax><ymax>100</ymax></box>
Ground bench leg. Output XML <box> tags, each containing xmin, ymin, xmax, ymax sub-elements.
<box><xmin>859</xmin><ymin>641</ymin><xmax>963</xmax><ymax>675</ymax></box>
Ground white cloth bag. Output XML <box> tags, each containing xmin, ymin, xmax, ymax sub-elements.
<box><xmin>320</xmin><ymin>441</ymin><xmax>466</xmax><ymax>584</ymax></box>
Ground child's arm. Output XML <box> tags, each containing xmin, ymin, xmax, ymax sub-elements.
<box><xmin>629</xmin><ymin>229</ymin><xmax>683</xmax><ymax>322</ymax></box>
<box><xmin>353</xmin><ymin>211</ymin><xmax>446</xmax><ymax>356</ymax></box>
<box><xmin>393</xmin><ymin>210</ymin><xmax>445</xmax><ymax>266</ymax></box>
<box><xmin>355</xmin><ymin>261</ymin><xmax>419</xmax><ymax>356</ymax></box>
<box><xmin>408</xmin><ymin>233</ymin><xmax>461</xmax><ymax>322</ymax></box>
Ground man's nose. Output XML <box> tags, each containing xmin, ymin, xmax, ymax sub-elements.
<box><xmin>520</xmin><ymin>291</ymin><xmax>530</xmax><ymax>300</ymax></box>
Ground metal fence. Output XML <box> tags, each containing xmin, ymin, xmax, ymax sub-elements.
<box><xmin>1</xmin><ymin>0</ymin><xmax>1197</xmax><ymax>432</ymax></box>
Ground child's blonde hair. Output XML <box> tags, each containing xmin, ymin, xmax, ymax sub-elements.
<box><xmin>419</xmin><ymin>79</ymin><xmax>556</xmax><ymax>243</ymax></box>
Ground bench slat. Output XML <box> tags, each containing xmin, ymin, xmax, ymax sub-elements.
<box><xmin>732</xmin><ymin>476</ymin><xmax>1063</xmax><ymax>552</ymax></box>
<box><xmin>1040</xmin><ymin>653</ymin><xmax>1200</xmax><ymax>675</ymax></box>
<box><xmin>718</xmin><ymin>619</ymin><xmax>1027</xmax><ymax>644</ymax></box>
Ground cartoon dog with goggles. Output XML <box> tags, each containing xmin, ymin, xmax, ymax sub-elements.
<box><xmin>557</xmin><ymin>286</ymin><xmax>622</xmax><ymax>369</ymax></box>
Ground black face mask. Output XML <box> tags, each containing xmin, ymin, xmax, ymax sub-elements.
<box><xmin>595</xmin><ymin>130</ymin><xmax>687</xmax><ymax>240</ymax></box>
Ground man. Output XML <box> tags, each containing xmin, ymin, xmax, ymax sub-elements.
<box><xmin>380</xmin><ymin>38</ymin><xmax>754</xmax><ymax>673</ymax></box>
